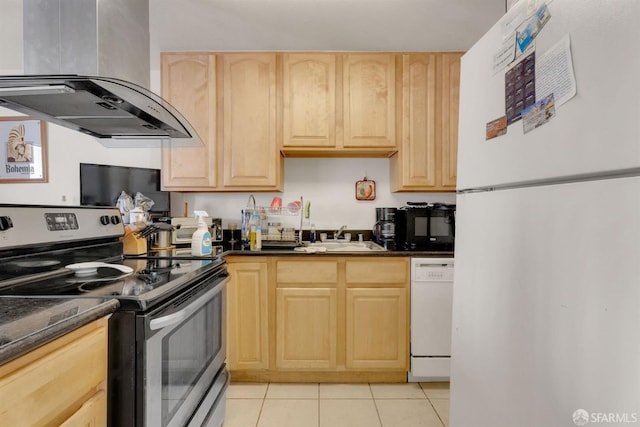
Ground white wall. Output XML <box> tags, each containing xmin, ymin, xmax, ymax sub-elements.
<box><xmin>171</xmin><ymin>158</ymin><xmax>456</xmax><ymax>230</ymax></box>
<box><xmin>0</xmin><ymin>107</ymin><xmax>162</xmax><ymax>206</ymax></box>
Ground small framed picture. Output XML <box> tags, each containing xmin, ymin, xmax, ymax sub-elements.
<box><xmin>355</xmin><ymin>177</ymin><xmax>376</xmax><ymax>201</ymax></box>
<box><xmin>0</xmin><ymin>117</ymin><xmax>48</xmax><ymax>183</ymax></box>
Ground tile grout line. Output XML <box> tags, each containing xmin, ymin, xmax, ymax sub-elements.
<box><xmin>426</xmin><ymin>398</ymin><xmax>446</xmax><ymax>427</ymax></box>
<box><xmin>254</xmin><ymin>383</ymin><xmax>270</xmax><ymax>427</ymax></box>
<box><xmin>419</xmin><ymin>383</ymin><xmax>447</xmax><ymax>427</ymax></box>
<box><xmin>369</xmin><ymin>383</ymin><xmax>385</xmax><ymax>427</ymax></box>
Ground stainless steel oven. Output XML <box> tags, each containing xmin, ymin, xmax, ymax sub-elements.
<box><xmin>110</xmin><ymin>268</ymin><xmax>229</xmax><ymax>427</ymax></box>
<box><xmin>0</xmin><ymin>205</ymin><xmax>230</xmax><ymax>427</ymax></box>
<box><xmin>145</xmin><ymin>276</ymin><xmax>227</xmax><ymax>426</ymax></box>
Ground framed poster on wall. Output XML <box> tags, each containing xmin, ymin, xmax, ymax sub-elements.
<box><xmin>0</xmin><ymin>117</ymin><xmax>48</xmax><ymax>183</ymax></box>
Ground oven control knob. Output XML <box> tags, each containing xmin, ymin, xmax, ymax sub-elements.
<box><xmin>110</xmin><ymin>215</ymin><xmax>121</xmax><ymax>225</ymax></box>
<box><xmin>100</xmin><ymin>215</ymin><xmax>110</xmax><ymax>225</ymax></box>
<box><xmin>0</xmin><ymin>216</ymin><xmax>13</xmax><ymax>231</ymax></box>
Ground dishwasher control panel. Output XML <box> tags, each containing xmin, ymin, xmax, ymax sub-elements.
<box><xmin>412</xmin><ymin>258</ymin><xmax>454</xmax><ymax>282</ymax></box>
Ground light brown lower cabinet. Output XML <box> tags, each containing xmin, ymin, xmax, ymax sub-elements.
<box><xmin>345</xmin><ymin>288</ymin><xmax>407</xmax><ymax>369</ymax></box>
<box><xmin>226</xmin><ymin>258</ymin><xmax>270</xmax><ymax>370</ymax></box>
<box><xmin>226</xmin><ymin>256</ymin><xmax>409</xmax><ymax>383</ymax></box>
<box><xmin>0</xmin><ymin>317</ymin><xmax>109</xmax><ymax>427</ymax></box>
<box><xmin>276</xmin><ymin>287</ymin><xmax>338</xmax><ymax>370</ymax></box>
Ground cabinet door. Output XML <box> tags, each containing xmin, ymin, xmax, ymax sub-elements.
<box><xmin>282</xmin><ymin>53</ymin><xmax>337</xmax><ymax>148</ymax></box>
<box><xmin>345</xmin><ymin>288</ymin><xmax>408</xmax><ymax>370</ymax></box>
<box><xmin>223</xmin><ymin>53</ymin><xmax>281</xmax><ymax>189</ymax></box>
<box><xmin>343</xmin><ymin>54</ymin><xmax>397</xmax><ymax>148</ymax></box>
<box><xmin>161</xmin><ymin>53</ymin><xmax>217</xmax><ymax>190</ymax></box>
<box><xmin>391</xmin><ymin>52</ymin><xmax>462</xmax><ymax>191</ymax></box>
<box><xmin>440</xmin><ymin>52</ymin><xmax>462</xmax><ymax>189</ymax></box>
<box><xmin>227</xmin><ymin>261</ymin><xmax>269</xmax><ymax>370</ymax></box>
<box><xmin>276</xmin><ymin>288</ymin><xmax>337</xmax><ymax>370</ymax></box>
<box><xmin>394</xmin><ymin>53</ymin><xmax>438</xmax><ymax>189</ymax></box>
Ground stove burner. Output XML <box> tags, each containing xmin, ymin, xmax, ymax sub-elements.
<box><xmin>78</xmin><ymin>281</ymin><xmax>120</xmax><ymax>293</ymax></box>
<box><xmin>3</xmin><ymin>259</ymin><xmax>62</xmax><ymax>274</ymax></box>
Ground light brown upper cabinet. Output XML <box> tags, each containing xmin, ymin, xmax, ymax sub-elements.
<box><xmin>223</xmin><ymin>53</ymin><xmax>283</xmax><ymax>190</ymax></box>
<box><xmin>343</xmin><ymin>54</ymin><xmax>397</xmax><ymax>150</ymax></box>
<box><xmin>440</xmin><ymin>53</ymin><xmax>462</xmax><ymax>188</ymax></box>
<box><xmin>161</xmin><ymin>53</ymin><xmax>217</xmax><ymax>190</ymax></box>
<box><xmin>161</xmin><ymin>51</ymin><xmax>460</xmax><ymax>192</ymax></box>
<box><xmin>281</xmin><ymin>53</ymin><xmax>398</xmax><ymax>157</ymax></box>
<box><xmin>390</xmin><ymin>52</ymin><xmax>462</xmax><ymax>192</ymax></box>
<box><xmin>161</xmin><ymin>52</ymin><xmax>283</xmax><ymax>192</ymax></box>
<box><xmin>282</xmin><ymin>53</ymin><xmax>337</xmax><ymax>149</ymax></box>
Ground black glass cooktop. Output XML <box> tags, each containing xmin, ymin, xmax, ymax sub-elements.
<box><xmin>0</xmin><ymin>256</ymin><xmax>226</xmax><ymax>310</ymax></box>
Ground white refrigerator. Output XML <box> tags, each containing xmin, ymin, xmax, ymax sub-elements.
<box><xmin>451</xmin><ymin>1</ymin><xmax>640</xmax><ymax>426</ymax></box>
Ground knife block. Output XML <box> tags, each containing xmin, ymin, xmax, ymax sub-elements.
<box><xmin>121</xmin><ymin>233</ymin><xmax>148</xmax><ymax>255</ymax></box>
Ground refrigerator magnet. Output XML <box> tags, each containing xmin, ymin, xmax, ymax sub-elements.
<box><xmin>486</xmin><ymin>116</ymin><xmax>507</xmax><ymax>140</ymax></box>
<box><xmin>355</xmin><ymin>177</ymin><xmax>376</xmax><ymax>201</ymax></box>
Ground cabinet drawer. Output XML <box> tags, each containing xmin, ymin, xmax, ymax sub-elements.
<box><xmin>0</xmin><ymin>323</ymin><xmax>107</xmax><ymax>426</ymax></box>
<box><xmin>345</xmin><ymin>259</ymin><xmax>409</xmax><ymax>284</ymax></box>
<box><xmin>276</xmin><ymin>261</ymin><xmax>338</xmax><ymax>284</ymax></box>
<box><xmin>59</xmin><ymin>389</ymin><xmax>106</xmax><ymax>427</ymax></box>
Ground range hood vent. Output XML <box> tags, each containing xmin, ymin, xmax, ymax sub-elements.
<box><xmin>0</xmin><ymin>75</ymin><xmax>196</xmax><ymax>141</ymax></box>
<box><xmin>0</xmin><ymin>0</ymin><xmax>201</xmax><ymax>147</ymax></box>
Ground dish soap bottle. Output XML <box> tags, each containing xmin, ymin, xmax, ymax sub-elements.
<box><xmin>249</xmin><ymin>211</ymin><xmax>261</xmax><ymax>251</ymax></box>
<box><xmin>191</xmin><ymin>210</ymin><xmax>212</xmax><ymax>256</ymax></box>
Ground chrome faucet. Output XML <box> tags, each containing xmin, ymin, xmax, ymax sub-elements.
<box><xmin>334</xmin><ymin>225</ymin><xmax>347</xmax><ymax>239</ymax></box>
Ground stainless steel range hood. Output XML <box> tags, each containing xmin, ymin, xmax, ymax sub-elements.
<box><xmin>0</xmin><ymin>74</ymin><xmax>198</xmax><ymax>142</ymax></box>
<box><xmin>0</xmin><ymin>0</ymin><xmax>201</xmax><ymax>147</ymax></box>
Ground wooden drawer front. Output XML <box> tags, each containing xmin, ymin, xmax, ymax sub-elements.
<box><xmin>276</xmin><ymin>261</ymin><xmax>338</xmax><ymax>284</ymax></box>
<box><xmin>59</xmin><ymin>389</ymin><xmax>106</xmax><ymax>427</ymax></box>
<box><xmin>345</xmin><ymin>259</ymin><xmax>409</xmax><ymax>284</ymax></box>
<box><xmin>276</xmin><ymin>288</ymin><xmax>337</xmax><ymax>369</ymax></box>
<box><xmin>0</xmin><ymin>325</ymin><xmax>107</xmax><ymax>426</ymax></box>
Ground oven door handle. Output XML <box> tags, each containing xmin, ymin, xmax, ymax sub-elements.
<box><xmin>149</xmin><ymin>310</ymin><xmax>188</xmax><ymax>330</ymax></box>
<box><xmin>148</xmin><ymin>276</ymin><xmax>229</xmax><ymax>331</ymax></box>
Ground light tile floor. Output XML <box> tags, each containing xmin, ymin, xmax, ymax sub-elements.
<box><xmin>225</xmin><ymin>382</ymin><xmax>449</xmax><ymax>427</ymax></box>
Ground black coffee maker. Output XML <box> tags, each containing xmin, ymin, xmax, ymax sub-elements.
<box><xmin>373</xmin><ymin>207</ymin><xmax>397</xmax><ymax>250</ymax></box>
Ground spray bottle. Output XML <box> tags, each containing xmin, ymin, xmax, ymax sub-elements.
<box><xmin>191</xmin><ymin>210</ymin><xmax>213</xmax><ymax>256</ymax></box>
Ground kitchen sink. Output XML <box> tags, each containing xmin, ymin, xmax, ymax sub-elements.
<box><xmin>305</xmin><ymin>241</ymin><xmax>387</xmax><ymax>252</ymax></box>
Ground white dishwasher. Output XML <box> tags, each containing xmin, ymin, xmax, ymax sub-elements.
<box><xmin>408</xmin><ymin>257</ymin><xmax>454</xmax><ymax>382</ymax></box>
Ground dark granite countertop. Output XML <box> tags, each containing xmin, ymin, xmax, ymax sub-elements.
<box><xmin>223</xmin><ymin>248</ymin><xmax>454</xmax><ymax>258</ymax></box>
<box><xmin>0</xmin><ymin>297</ymin><xmax>119</xmax><ymax>365</ymax></box>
